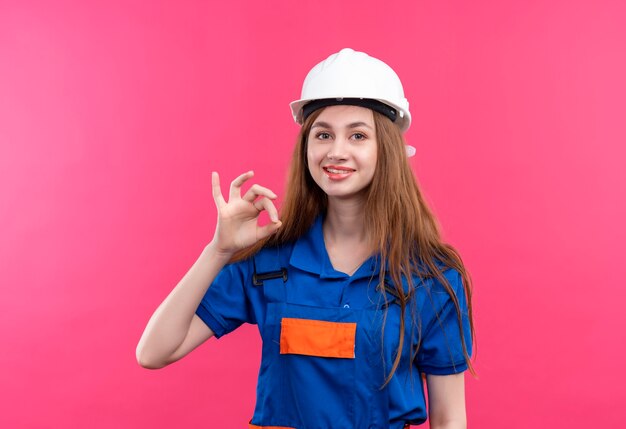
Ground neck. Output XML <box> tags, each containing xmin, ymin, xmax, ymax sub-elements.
<box><xmin>324</xmin><ymin>197</ymin><xmax>368</xmax><ymax>243</ymax></box>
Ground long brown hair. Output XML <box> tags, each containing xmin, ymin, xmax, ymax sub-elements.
<box><xmin>233</xmin><ymin>108</ymin><xmax>475</xmax><ymax>384</ymax></box>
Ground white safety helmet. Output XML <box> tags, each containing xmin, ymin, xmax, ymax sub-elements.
<box><xmin>290</xmin><ymin>48</ymin><xmax>412</xmax><ymax>133</ymax></box>
<box><xmin>290</xmin><ymin>48</ymin><xmax>415</xmax><ymax>157</ymax></box>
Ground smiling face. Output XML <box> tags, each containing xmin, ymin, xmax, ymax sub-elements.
<box><xmin>306</xmin><ymin>105</ymin><xmax>378</xmax><ymax>202</ymax></box>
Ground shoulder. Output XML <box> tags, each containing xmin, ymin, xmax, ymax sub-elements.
<box><xmin>412</xmin><ymin>261</ymin><xmax>463</xmax><ymax>287</ymax></box>
<box><xmin>246</xmin><ymin>242</ymin><xmax>296</xmax><ymax>277</ymax></box>
<box><xmin>412</xmin><ymin>266</ymin><xmax>467</xmax><ymax>307</ymax></box>
<box><xmin>436</xmin><ymin>267</ymin><xmax>464</xmax><ymax>291</ymax></box>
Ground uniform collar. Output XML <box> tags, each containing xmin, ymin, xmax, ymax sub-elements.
<box><xmin>289</xmin><ymin>215</ymin><xmax>381</xmax><ymax>280</ymax></box>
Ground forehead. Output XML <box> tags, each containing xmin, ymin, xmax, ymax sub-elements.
<box><xmin>313</xmin><ymin>105</ymin><xmax>375</xmax><ymax>128</ymax></box>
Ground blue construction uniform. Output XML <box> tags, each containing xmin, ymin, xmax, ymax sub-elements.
<box><xmin>196</xmin><ymin>216</ymin><xmax>472</xmax><ymax>429</ymax></box>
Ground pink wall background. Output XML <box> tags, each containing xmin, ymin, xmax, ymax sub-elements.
<box><xmin>1</xmin><ymin>0</ymin><xmax>625</xmax><ymax>427</ymax></box>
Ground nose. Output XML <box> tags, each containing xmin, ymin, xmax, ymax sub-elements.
<box><xmin>326</xmin><ymin>136</ymin><xmax>349</xmax><ymax>161</ymax></box>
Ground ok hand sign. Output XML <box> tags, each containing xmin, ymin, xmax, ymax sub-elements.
<box><xmin>211</xmin><ymin>171</ymin><xmax>282</xmax><ymax>256</ymax></box>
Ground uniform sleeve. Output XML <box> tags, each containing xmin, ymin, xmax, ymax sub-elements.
<box><xmin>195</xmin><ymin>258</ymin><xmax>257</xmax><ymax>338</ymax></box>
<box><xmin>416</xmin><ymin>268</ymin><xmax>473</xmax><ymax>375</ymax></box>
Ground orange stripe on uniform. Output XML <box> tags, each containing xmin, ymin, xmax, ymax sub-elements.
<box><xmin>280</xmin><ymin>317</ymin><xmax>356</xmax><ymax>359</ymax></box>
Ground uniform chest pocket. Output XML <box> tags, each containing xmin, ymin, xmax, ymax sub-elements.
<box><xmin>257</xmin><ymin>303</ymin><xmax>370</xmax><ymax>429</ymax></box>
<box><xmin>280</xmin><ymin>317</ymin><xmax>356</xmax><ymax>359</ymax></box>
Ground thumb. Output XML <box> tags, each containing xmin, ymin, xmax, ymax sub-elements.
<box><xmin>256</xmin><ymin>220</ymin><xmax>282</xmax><ymax>241</ymax></box>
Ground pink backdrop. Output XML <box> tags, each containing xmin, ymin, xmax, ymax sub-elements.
<box><xmin>1</xmin><ymin>1</ymin><xmax>625</xmax><ymax>427</ymax></box>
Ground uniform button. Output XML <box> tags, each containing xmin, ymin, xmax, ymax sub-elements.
<box><xmin>343</xmin><ymin>304</ymin><xmax>350</xmax><ymax>309</ymax></box>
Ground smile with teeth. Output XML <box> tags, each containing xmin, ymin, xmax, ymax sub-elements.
<box><xmin>324</xmin><ymin>167</ymin><xmax>355</xmax><ymax>174</ymax></box>
<box><xmin>322</xmin><ymin>165</ymin><xmax>356</xmax><ymax>180</ymax></box>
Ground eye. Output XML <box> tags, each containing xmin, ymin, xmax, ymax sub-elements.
<box><xmin>351</xmin><ymin>132</ymin><xmax>367</xmax><ymax>140</ymax></box>
<box><xmin>315</xmin><ymin>132</ymin><xmax>332</xmax><ymax>140</ymax></box>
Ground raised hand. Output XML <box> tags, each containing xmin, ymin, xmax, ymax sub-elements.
<box><xmin>211</xmin><ymin>171</ymin><xmax>282</xmax><ymax>255</ymax></box>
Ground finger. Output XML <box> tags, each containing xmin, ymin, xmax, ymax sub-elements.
<box><xmin>211</xmin><ymin>172</ymin><xmax>226</xmax><ymax>207</ymax></box>
<box><xmin>242</xmin><ymin>184</ymin><xmax>278</xmax><ymax>203</ymax></box>
<box><xmin>229</xmin><ymin>170</ymin><xmax>254</xmax><ymax>200</ymax></box>
<box><xmin>256</xmin><ymin>220</ymin><xmax>283</xmax><ymax>241</ymax></box>
<box><xmin>253</xmin><ymin>197</ymin><xmax>280</xmax><ymax>223</ymax></box>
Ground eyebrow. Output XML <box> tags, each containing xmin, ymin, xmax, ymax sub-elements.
<box><xmin>311</xmin><ymin>121</ymin><xmax>374</xmax><ymax>130</ymax></box>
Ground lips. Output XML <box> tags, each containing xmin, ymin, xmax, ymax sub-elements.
<box><xmin>323</xmin><ymin>165</ymin><xmax>355</xmax><ymax>180</ymax></box>
<box><xmin>323</xmin><ymin>165</ymin><xmax>355</xmax><ymax>173</ymax></box>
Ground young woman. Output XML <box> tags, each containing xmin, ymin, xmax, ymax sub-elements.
<box><xmin>137</xmin><ymin>48</ymin><xmax>474</xmax><ymax>429</ymax></box>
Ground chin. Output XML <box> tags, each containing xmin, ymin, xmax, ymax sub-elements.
<box><xmin>324</xmin><ymin>189</ymin><xmax>369</xmax><ymax>201</ymax></box>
